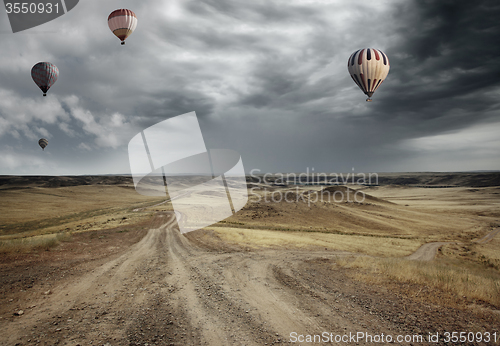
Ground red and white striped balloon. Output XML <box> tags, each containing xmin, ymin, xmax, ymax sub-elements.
<box><xmin>347</xmin><ymin>48</ymin><xmax>390</xmax><ymax>101</ymax></box>
<box><xmin>108</xmin><ymin>9</ymin><xmax>137</xmax><ymax>45</ymax></box>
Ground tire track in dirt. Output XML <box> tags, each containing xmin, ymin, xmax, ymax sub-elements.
<box><xmin>473</xmin><ymin>227</ymin><xmax>500</xmax><ymax>244</ymax></box>
<box><xmin>406</xmin><ymin>227</ymin><xmax>500</xmax><ymax>261</ymax></box>
<box><xmin>2</xmin><ymin>214</ymin><xmax>185</xmax><ymax>345</ymax></box>
<box><xmin>165</xmin><ymin>216</ymin><xmax>231</xmax><ymax>345</ymax></box>
<box><xmin>4</xmin><ymin>211</ymin><xmax>497</xmax><ymax>345</ymax></box>
<box><xmin>405</xmin><ymin>242</ymin><xmax>457</xmax><ymax>261</ymax></box>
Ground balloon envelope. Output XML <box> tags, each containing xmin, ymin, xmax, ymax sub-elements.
<box><xmin>347</xmin><ymin>48</ymin><xmax>390</xmax><ymax>101</ymax></box>
<box><xmin>38</xmin><ymin>138</ymin><xmax>48</xmax><ymax>150</ymax></box>
<box><xmin>31</xmin><ymin>62</ymin><xmax>59</xmax><ymax>96</ymax></box>
<box><xmin>108</xmin><ymin>9</ymin><xmax>137</xmax><ymax>45</ymax></box>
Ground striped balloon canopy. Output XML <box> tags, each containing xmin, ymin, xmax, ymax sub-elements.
<box><xmin>31</xmin><ymin>62</ymin><xmax>59</xmax><ymax>96</ymax></box>
<box><xmin>108</xmin><ymin>9</ymin><xmax>137</xmax><ymax>45</ymax></box>
<box><xmin>347</xmin><ymin>48</ymin><xmax>390</xmax><ymax>102</ymax></box>
<box><xmin>38</xmin><ymin>138</ymin><xmax>48</xmax><ymax>151</ymax></box>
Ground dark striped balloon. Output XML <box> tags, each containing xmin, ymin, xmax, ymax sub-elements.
<box><xmin>38</xmin><ymin>138</ymin><xmax>48</xmax><ymax>151</ymax></box>
<box><xmin>347</xmin><ymin>48</ymin><xmax>390</xmax><ymax>101</ymax></box>
<box><xmin>31</xmin><ymin>62</ymin><xmax>59</xmax><ymax>96</ymax></box>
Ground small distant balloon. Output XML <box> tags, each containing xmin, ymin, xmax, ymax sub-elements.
<box><xmin>31</xmin><ymin>62</ymin><xmax>59</xmax><ymax>96</ymax></box>
<box><xmin>347</xmin><ymin>48</ymin><xmax>390</xmax><ymax>101</ymax></box>
<box><xmin>39</xmin><ymin>138</ymin><xmax>48</xmax><ymax>151</ymax></box>
<box><xmin>108</xmin><ymin>9</ymin><xmax>137</xmax><ymax>45</ymax></box>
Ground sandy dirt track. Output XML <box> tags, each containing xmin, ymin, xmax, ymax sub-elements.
<box><xmin>2</xmin><ymin>212</ymin><xmax>498</xmax><ymax>345</ymax></box>
<box><xmin>405</xmin><ymin>242</ymin><xmax>457</xmax><ymax>261</ymax></box>
<box><xmin>406</xmin><ymin>228</ymin><xmax>499</xmax><ymax>261</ymax></box>
<box><xmin>474</xmin><ymin>228</ymin><xmax>500</xmax><ymax>244</ymax></box>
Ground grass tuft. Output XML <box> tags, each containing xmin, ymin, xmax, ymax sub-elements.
<box><xmin>0</xmin><ymin>232</ymin><xmax>72</xmax><ymax>254</ymax></box>
<box><xmin>338</xmin><ymin>256</ymin><xmax>500</xmax><ymax>307</ymax></box>
<box><xmin>209</xmin><ymin>227</ymin><xmax>421</xmax><ymax>257</ymax></box>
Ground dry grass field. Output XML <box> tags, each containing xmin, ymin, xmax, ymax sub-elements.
<box><xmin>0</xmin><ymin>177</ymin><xmax>167</xmax><ymax>245</ymax></box>
<box><xmin>206</xmin><ymin>177</ymin><xmax>500</xmax><ymax>308</ymax></box>
<box><xmin>208</xmin><ymin>226</ymin><xmax>421</xmax><ymax>257</ymax></box>
<box><xmin>215</xmin><ymin>184</ymin><xmax>499</xmax><ymax>246</ymax></box>
<box><xmin>1</xmin><ymin>173</ymin><xmax>499</xmax><ymax>345</ymax></box>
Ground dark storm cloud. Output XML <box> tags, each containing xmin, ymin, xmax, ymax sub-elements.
<box><xmin>215</xmin><ymin>0</ymin><xmax>500</xmax><ymax>172</ymax></box>
<box><xmin>289</xmin><ymin>0</ymin><xmax>500</xmax><ymax>173</ymax></box>
<box><xmin>0</xmin><ymin>0</ymin><xmax>498</xmax><ymax>174</ymax></box>
<box><xmin>230</xmin><ymin>0</ymin><xmax>500</xmax><ymax>127</ymax></box>
<box><xmin>373</xmin><ymin>0</ymin><xmax>500</xmax><ymax>129</ymax></box>
<box><xmin>176</xmin><ymin>1</ymin><xmax>392</xmax><ymax>114</ymax></box>
<box><xmin>188</xmin><ymin>0</ymin><xmax>319</xmax><ymax>25</ymax></box>
<box><xmin>134</xmin><ymin>89</ymin><xmax>216</xmax><ymax>127</ymax></box>
<box><xmin>153</xmin><ymin>0</ymin><xmax>345</xmax><ymax>115</ymax></box>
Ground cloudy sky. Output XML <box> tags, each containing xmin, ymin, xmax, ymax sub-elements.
<box><xmin>0</xmin><ymin>0</ymin><xmax>499</xmax><ymax>175</ymax></box>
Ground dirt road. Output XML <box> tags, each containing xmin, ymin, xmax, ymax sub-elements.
<box><xmin>474</xmin><ymin>228</ymin><xmax>500</xmax><ymax>244</ymax></box>
<box><xmin>405</xmin><ymin>242</ymin><xmax>456</xmax><ymax>261</ymax></box>
<box><xmin>406</xmin><ymin>228</ymin><xmax>500</xmax><ymax>261</ymax></box>
<box><xmin>2</xmin><ymin>212</ymin><xmax>496</xmax><ymax>345</ymax></box>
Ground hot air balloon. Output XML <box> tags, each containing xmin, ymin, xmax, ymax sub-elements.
<box><xmin>347</xmin><ymin>48</ymin><xmax>390</xmax><ymax>102</ymax></box>
<box><xmin>38</xmin><ymin>138</ymin><xmax>48</xmax><ymax>151</ymax></box>
<box><xmin>31</xmin><ymin>62</ymin><xmax>59</xmax><ymax>96</ymax></box>
<box><xmin>108</xmin><ymin>9</ymin><xmax>137</xmax><ymax>45</ymax></box>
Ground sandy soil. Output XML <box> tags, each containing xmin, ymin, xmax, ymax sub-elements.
<box><xmin>2</xmin><ymin>212</ymin><xmax>498</xmax><ymax>346</ymax></box>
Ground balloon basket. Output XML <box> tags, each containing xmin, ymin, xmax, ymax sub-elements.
<box><xmin>366</xmin><ymin>98</ymin><xmax>372</xmax><ymax>102</ymax></box>
<box><xmin>121</xmin><ymin>41</ymin><xmax>125</xmax><ymax>45</ymax></box>
<box><xmin>43</xmin><ymin>93</ymin><xmax>47</xmax><ymax>96</ymax></box>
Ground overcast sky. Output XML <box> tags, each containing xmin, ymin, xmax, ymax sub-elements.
<box><xmin>0</xmin><ymin>0</ymin><xmax>499</xmax><ymax>175</ymax></box>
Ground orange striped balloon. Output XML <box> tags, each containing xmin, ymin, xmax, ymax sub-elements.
<box><xmin>347</xmin><ymin>48</ymin><xmax>390</xmax><ymax>101</ymax></box>
<box><xmin>108</xmin><ymin>9</ymin><xmax>137</xmax><ymax>45</ymax></box>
